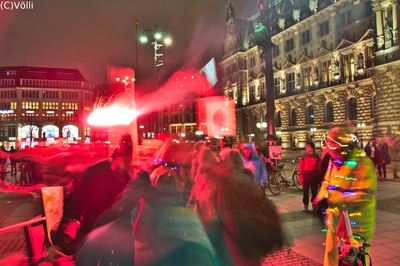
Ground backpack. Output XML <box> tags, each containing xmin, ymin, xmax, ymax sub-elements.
<box><xmin>215</xmin><ymin>172</ymin><xmax>283</xmax><ymax>258</ymax></box>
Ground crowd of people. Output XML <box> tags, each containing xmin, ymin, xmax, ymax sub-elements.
<box><xmin>0</xmin><ymin>125</ymin><xmax>394</xmax><ymax>265</ymax></box>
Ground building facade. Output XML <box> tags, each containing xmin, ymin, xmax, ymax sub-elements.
<box><xmin>220</xmin><ymin>0</ymin><xmax>400</xmax><ymax>149</ymax></box>
<box><xmin>0</xmin><ymin>66</ymin><xmax>92</xmax><ymax>149</ymax></box>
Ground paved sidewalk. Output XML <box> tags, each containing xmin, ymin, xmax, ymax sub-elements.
<box><xmin>1</xmin><ymin>152</ymin><xmax>400</xmax><ymax>265</ymax></box>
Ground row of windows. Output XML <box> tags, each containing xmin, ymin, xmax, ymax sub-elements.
<box><xmin>21</xmin><ymin>102</ymin><xmax>78</xmax><ymax>110</ymax></box>
<box><xmin>43</xmin><ymin>102</ymin><xmax>59</xmax><ymax>110</ymax></box>
<box><xmin>0</xmin><ymin>102</ymin><xmax>17</xmax><ymax>110</ymax></box>
<box><xmin>275</xmin><ymin>97</ymin><xmax>363</xmax><ymax>127</ymax></box>
<box><xmin>163</xmin><ymin>114</ymin><xmax>193</xmax><ymax>123</ymax></box>
<box><xmin>19</xmin><ymin>112</ymin><xmax>78</xmax><ymax>122</ymax></box>
<box><xmin>170</xmin><ymin>124</ymin><xmax>197</xmax><ymax>134</ymax></box>
<box><xmin>0</xmin><ymin>90</ymin><xmax>17</xmax><ymax>98</ymax></box>
<box><xmin>22</xmin><ymin>102</ymin><xmax>39</xmax><ymax>109</ymax></box>
<box><xmin>0</xmin><ymin>126</ymin><xmax>17</xmax><ymax>137</ymax></box>
<box><xmin>62</xmin><ymin>103</ymin><xmax>78</xmax><ymax>110</ymax></box>
<box><xmin>43</xmin><ymin>91</ymin><xmax>59</xmax><ymax>98</ymax></box>
<box><xmin>0</xmin><ymin>114</ymin><xmax>17</xmax><ymax>122</ymax></box>
<box><xmin>22</xmin><ymin>79</ymin><xmax>87</xmax><ymax>89</ymax></box>
<box><xmin>22</xmin><ymin>90</ymin><xmax>40</xmax><ymax>98</ymax></box>
<box><xmin>0</xmin><ymin>79</ymin><xmax>15</xmax><ymax>86</ymax></box>
<box><xmin>62</xmin><ymin>91</ymin><xmax>78</xmax><ymax>99</ymax></box>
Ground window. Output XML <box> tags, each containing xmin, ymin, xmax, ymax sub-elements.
<box><xmin>348</xmin><ymin>97</ymin><xmax>357</xmax><ymax>120</ymax></box>
<box><xmin>274</xmin><ymin>78</ymin><xmax>280</xmax><ymax>95</ymax></box>
<box><xmin>342</xmin><ymin>53</ymin><xmax>355</xmax><ymax>83</ymax></box>
<box><xmin>276</xmin><ymin>111</ymin><xmax>282</xmax><ymax>128</ymax></box>
<box><xmin>290</xmin><ymin>108</ymin><xmax>297</xmax><ymax>126</ymax></box>
<box><xmin>272</xmin><ymin>45</ymin><xmax>280</xmax><ymax>57</ymax></box>
<box><xmin>326</xmin><ymin>102</ymin><xmax>334</xmax><ymax>122</ymax></box>
<box><xmin>302</xmin><ymin>30</ymin><xmax>311</xmax><ymax>45</ymax></box>
<box><xmin>285</xmin><ymin>38</ymin><xmax>294</xmax><ymax>52</ymax></box>
<box><xmin>303</xmin><ymin>66</ymin><xmax>312</xmax><ymax>89</ymax></box>
<box><xmin>250</xmin><ymin>57</ymin><xmax>256</xmax><ymax>68</ymax></box>
<box><xmin>306</xmin><ymin>105</ymin><xmax>314</xmax><ymax>124</ymax></box>
<box><xmin>322</xmin><ymin>60</ymin><xmax>332</xmax><ymax>85</ymax></box>
<box><xmin>287</xmin><ymin>72</ymin><xmax>295</xmax><ymax>93</ymax></box>
<box><xmin>341</xmin><ymin>10</ymin><xmax>352</xmax><ymax>27</ymax></box>
<box><xmin>250</xmin><ymin>85</ymin><xmax>256</xmax><ymax>102</ymax></box>
<box><xmin>260</xmin><ymin>82</ymin><xmax>266</xmax><ymax>100</ymax></box>
<box><xmin>320</xmin><ymin>21</ymin><xmax>329</xmax><ymax>36</ymax></box>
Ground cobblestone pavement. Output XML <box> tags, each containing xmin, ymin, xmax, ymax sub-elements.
<box><xmin>0</xmin><ymin>193</ymin><xmax>31</xmax><ymax>224</ymax></box>
<box><xmin>262</xmin><ymin>248</ymin><xmax>322</xmax><ymax>266</ymax></box>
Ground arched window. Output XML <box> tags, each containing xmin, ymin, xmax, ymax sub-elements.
<box><xmin>306</xmin><ymin>105</ymin><xmax>314</xmax><ymax>124</ymax></box>
<box><xmin>276</xmin><ymin>111</ymin><xmax>282</xmax><ymax>127</ymax></box>
<box><xmin>348</xmin><ymin>97</ymin><xmax>357</xmax><ymax>120</ymax></box>
<box><xmin>326</xmin><ymin>101</ymin><xmax>334</xmax><ymax>122</ymax></box>
<box><xmin>290</xmin><ymin>108</ymin><xmax>297</xmax><ymax>126</ymax></box>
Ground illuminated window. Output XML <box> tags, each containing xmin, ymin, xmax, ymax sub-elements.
<box><xmin>42</xmin><ymin>102</ymin><xmax>59</xmax><ymax>110</ymax></box>
<box><xmin>61</xmin><ymin>102</ymin><xmax>78</xmax><ymax>110</ymax></box>
<box><xmin>22</xmin><ymin>102</ymin><xmax>39</xmax><ymax>109</ymax></box>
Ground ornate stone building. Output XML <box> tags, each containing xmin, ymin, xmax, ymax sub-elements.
<box><xmin>220</xmin><ymin>0</ymin><xmax>400</xmax><ymax>149</ymax></box>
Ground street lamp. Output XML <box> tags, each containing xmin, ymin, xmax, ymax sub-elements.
<box><xmin>357</xmin><ymin>123</ymin><xmax>365</xmax><ymax>148</ymax></box>
<box><xmin>257</xmin><ymin>122</ymin><xmax>268</xmax><ymax>140</ymax></box>
<box><xmin>140</xmin><ymin>25</ymin><xmax>172</xmax><ymax>87</ymax></box>
<box><xmin>310</xmin><ymin>127</ymin><xmax>316</xmax><ymax>142</ymax></box>
<box><xmin>116</xmin><ymin>76</ymin><xmax>135</xmax><ymax>92</ymax></box>
<box><xmin>115</xmin><ymin>74</ymin><xmax>139</xmax><ymax>164</ymax></box>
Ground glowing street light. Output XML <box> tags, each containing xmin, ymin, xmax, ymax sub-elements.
<box><xmin>116</xmin><ymin>76</ymin><xmax>135</xmax><ymax>92</ymax></box>
<box><xmin>140</xmin><ymin>25</ymin><xmax>172</xmax><ymax>87</ymax></box>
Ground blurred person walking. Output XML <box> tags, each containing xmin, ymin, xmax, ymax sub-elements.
<box><xmin>240</xmin><ymin>143</ymin><xmax>268</xmax><ymax>190</ymax></box>
<box><xmin>314</xmin><ymin>127</ymin><xmax>376</xmax><ymax>266</ymax></box>
<box><xmin>298</xmin><ymin>142</ymin><xmax>321</xmax><ymax>211</ymax></box>
<box><xmin>364</xmin><ymin>139</ymin><xmax>379</xmax><ymax>167</ymax></box>
<box><xmin>377</xmin><ymin>137</ymin><xmax>390</xmax><ymax>181</ymax></box>
<box><xmin>191</xmin><ymin>147</ymin><xmax>283</xmax><ymax>265</ymax></box>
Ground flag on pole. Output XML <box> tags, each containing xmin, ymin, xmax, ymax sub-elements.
<box><xmin>336</xmin><ymin>205</ymin><xmax>353</xmax><ymax>244</ymax></box>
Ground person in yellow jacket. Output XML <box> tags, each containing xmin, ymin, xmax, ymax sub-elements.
<box><xmin>314</xmin><ymin>127</ymin><xmax>377</xmax><ymax>266</ymax></box>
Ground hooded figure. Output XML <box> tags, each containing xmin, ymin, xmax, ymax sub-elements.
<box><xmin>314</xmin><ymin>127</ymin><xmax>376</xmax><ymax>266</ymax></box>
<box><xmin>240</xmin><ymin>143</ymin><xmax>268</xmax><ymax>188</ymax></box>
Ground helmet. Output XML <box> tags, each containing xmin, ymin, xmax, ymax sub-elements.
<box><xmin>119</xmin><ymin>133</ymin><xmax>132</xmax><ymax>158</ymax></box>
<box><xmin>321</xmin><ymin>127</ymin><xmax>358</xmax><ymax>165</ymax></box>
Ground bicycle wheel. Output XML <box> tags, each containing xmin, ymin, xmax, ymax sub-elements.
<box><xmin>268</xmin><ymin>172</ymin><xmax>285</xmax><ymax>195</ymax></box>
<box><xmin>292</xmin><ymin>172</ymin><xmax>302</xmax><ymax>191</ymax></box>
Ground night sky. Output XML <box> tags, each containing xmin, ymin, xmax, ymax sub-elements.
<box><xmin>0</xmin><ymin>0</ymin><xmax>257</xmax><ymax>88</ymax></box>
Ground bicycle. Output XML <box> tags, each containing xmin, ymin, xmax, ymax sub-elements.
<box><xmin>268</xmin><ymin>156</ymin><xmax>302</xmax><ymax>195</ymax></box>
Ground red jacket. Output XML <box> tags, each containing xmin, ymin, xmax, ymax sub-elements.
<box><xmin>299</xmin><ymin>152</ymin><xmax>321</xmax><ymax>181</ymax></box>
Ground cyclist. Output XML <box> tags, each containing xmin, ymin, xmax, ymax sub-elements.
<box><xmin>298</xmin><ymin>142</ymin><xmax>321</xmax><ymax>211</ymax></box>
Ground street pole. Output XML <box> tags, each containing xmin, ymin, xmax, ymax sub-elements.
<box><xmin>258</xmin><ymin>0</ymin><xmax>276</xmax><ymax>157</ymax></box>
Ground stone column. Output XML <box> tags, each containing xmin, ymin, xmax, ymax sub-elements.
<box><xmin>375</xmin><ymin>4</ymin><xmax>385</xmax><ymax>50</ymax></box>
<box><xmin>392</xmin><ymin>0</ymin><xmax>399</xmax><ymax>44</ymax></box>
